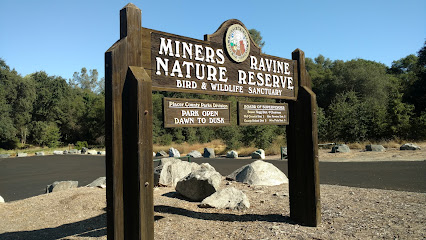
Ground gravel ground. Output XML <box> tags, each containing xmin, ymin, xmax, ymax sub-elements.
<box><xmin>0</xmin><ymin>179</ymin><xmax>425</xmax><ymax>240</ymax></box>
<box><xmin>1</xmin><ymin>146</ymin><xmax>425</xmax><ymax>239</ymax></box>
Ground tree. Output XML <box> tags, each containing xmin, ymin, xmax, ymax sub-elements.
<box><xmin>326</xmin><ymin>91</ymin><xmax>368</xmax><ymax>142</ymax></box>
<box><xmin>70</xmin><ymin>67</ymin><xmax>103</xmax><ymax>94</ymax></box>
<box><xmin>249</xmin><ymin>29</ymin><xmax>265</xmax><ymax>49</ymax></box>
<box><xmin>0</xmin><ymin>59</ymin><xmax>19</xmax><ymax>148</ymax></box>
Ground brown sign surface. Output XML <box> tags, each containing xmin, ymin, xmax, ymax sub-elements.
<box><xmin>238</xmin><ymin>101</ymin><xmax>289</xmax><ymax>126</ymax></box>
<box><xmin>163</xmin><ymin>98</ymin><xmax>231</xmax><ymax>127</ymax></box>
<box><xmin>145</xmin><ymin>19</ymin><xmax>297</xmax><ymax>100</ymax></box>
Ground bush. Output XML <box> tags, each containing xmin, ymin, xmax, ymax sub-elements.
<box><xmin>75</xmin><ymin>141</ymin><xmax>88</xmax><ymax>150</ymax></box>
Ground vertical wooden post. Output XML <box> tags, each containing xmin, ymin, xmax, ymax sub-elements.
<box><xmin>286</xmin><ymin>49</ymin><xmax>321</xmax><ymax>226</ymax></box>
<box><xmin>106</xmin><ymin>3</ymin><xmax>152</xmax><ymax>239</ymax></box>
<box><xmin>122</xmin><ymin>66</ymin><xmax>154</xmax><ymax>239</ymax></box>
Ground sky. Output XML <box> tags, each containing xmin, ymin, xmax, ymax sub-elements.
<box><xmin>1</xmin><ymin>0</ymin><xmax>425</xmax><ymax>80</ymax></box>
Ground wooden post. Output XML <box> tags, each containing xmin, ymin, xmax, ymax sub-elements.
<box><xmin>105</xmin><ymin>3</ymin><xmax>153</xmax><ymax>239</ymax></box>
<box><xmin>286</xmin><ymin>49</ymin><xmax>321</xmax><ymax>226</ymax></box>
<box><xmin>122</xmin><ymin>66</ymin><xmax>154</xmax><ymax>239</ymax></box>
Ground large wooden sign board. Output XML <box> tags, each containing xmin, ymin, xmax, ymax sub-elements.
<box><xmin>106</xmin><ymin>3</ymin><xmax>320</xmax><ymax>240</ymax></box>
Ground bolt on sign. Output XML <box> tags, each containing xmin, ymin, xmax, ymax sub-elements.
<box><xmin>148</xmin><ymin>20</ymin><xmax>298</xmax><ymax>99</ymax></box>
<box><xmin>238</xmin><ymin>101</ymin><xmax>289</xmax><ymax>126</ymax></box>
<box><xmin>163</xmin><ymin>98</ymin><xmax>231</xmax><ymax>127</ymax></box>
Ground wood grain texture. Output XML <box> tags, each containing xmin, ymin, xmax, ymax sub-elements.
<box><xmin>105</xmin><ymin>3</ymin><xmax>150</xmax><ymax>240</ymax></box>
<box><xmin>286</xmin><ymin>49</ymin><xmax>321</xmax><ymax>227</ymax></box>
<box><xmin>122</xmin><ymin>66</ymin><xmax>154</xmax><ymax>240</ymax></box>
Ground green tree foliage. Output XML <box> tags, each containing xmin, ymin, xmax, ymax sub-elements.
<box><xmin>1</xmin><ymin>40</ymin><xmax>425</xmax><ymax>149</ymax></box>
<box><xmin>30</xmin><ymin>121</ymin><xmax>61</xmax><ymax>147</ymax></box>
<box><xmin>248</xmin><ymin>29</ymin><xmax>265</xmax><ymax>49</ymax></box>
<box><xmin>70</xmin><ymin>67</ymin><xmax>104</xmax><ymax>94</ymax></box>
<box><xmin>0</xmin><ymin>59</ymin><xmax>19</xmax><ymax>147</ymax></box>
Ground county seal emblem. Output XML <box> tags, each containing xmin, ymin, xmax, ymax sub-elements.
<box><xmin>225</xmin><ymin>24</ymin><xmax>250</xmax><ymax>63</ymax></box>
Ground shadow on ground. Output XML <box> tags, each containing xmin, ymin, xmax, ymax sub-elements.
<box><xmin>0</xmin><ymin>205</ymin><xmax>294</xmax><ymax>239</ymax></box>
<box><xmin>154</xmin><ymin>205</ymin><xmax>295</xmax><ymax>224</ymax></box>
<box><xmin>0</xmin><ymin>214</ymin><xmax>107</xmax><ymax>240</ymax></box>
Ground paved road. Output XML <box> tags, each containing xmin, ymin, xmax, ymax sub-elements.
<box><xmin>0</xmin><ymin>155</ymin><xmax>425</xmax><ymax>202</ymax></box>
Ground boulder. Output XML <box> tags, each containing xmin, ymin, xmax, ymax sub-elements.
<box><xmin>63</xmin><ymin>150</ymin><xmax>68</xmax><ymax>154</ymax></box>
<box><xmin>251</xmin><ymin>149</ymin><xmax>265</xmax><ymax>159</ymax></box>
<box><xmin>175</xmin><ymin>166</ymin><xmax>222</xmax><ymax>201</ymax></box>
<box><xmin>227</xmin><ymin>160</ymin><xmax>288</xmax><ymax>186</ymax></box>
<box><xmin>17</xmin><ymin>152</ymin><xmax>27</xmax><ymax>157</ymax></box>
<box><xmin>281</xmin><ymin>147</ymin><xmax>288</xmax><ymax>159</ymax></box>
<box><xmin>366</xmin><ymin>144</ymin><xmax>385</xmax><ymax>152</ymax></box>
<box><xmin>0</xmin><ymin>195</ymin><xmax>4</xmax><ymax>203</ymax></box>
<box><xmin>154</xmin><ymin>158</ymin><xmax>199</xmax><ymax>187</ymax></box>
<box><xmin>46</xmin><ymin>181</ymin><xmax>78</xmax><ymax>193</ymax></box>
<box><xmin>68</xmin><ymin>149</ymin><xmax>78</xmax><ymax>154</ymax></box>
<box><xmin>87</xmin><ymin>150</ymin><xmax>98</xmax><ymax>155</ymax></box>
<box><xmin>81</xmin><ymin>147</ymin><xmax>88</xmax><ymax>154</ymax></box>
<box><xmin>53</xmin><ymin>150</ymin><xmax>63</xmax><ymax>155</ymax></box>
<box><xmin>169</xmin><ymin>147</ymin><xmax>180</xmax><ymax>157</ymax></box>
<box><xmin>156</xmin><ymin>150</ymin><xmax>168</xmax><ymax>157</ymax></box>
<box><xmin>200</xmin><ymin>187</ymin><xmax>250</xmax><ymax>210</ymax></box>
<box><xmin>203</xmin><ymin>148</ymin><xmax>215</xmax><ymax>158</ymax></box>
<box><xmin>331</xmin><ymin>144</ymin><xmax>350</xmax><ymax>153</ymax></box>
<box><xmin>35</xmin><ymin>152</ymin><xmax>45</xmax><ymax>156</ymax></box>
<box><xmin>98</xmin><ymin>151</ymin><xmax>106</xmax><ymax>155</ymax></box>
<box><xmin>86</xmin><ymin>177</ymin><xmax>106</xmax><ymax>188</ymax></box>
<box><xmin>400</xmin><ymin>143</ymin><xmax>421</xmax><ymax>150</ymax></box>
<box><xmin>153</xmin><ymin>152</ymin><xmax>156</xmax><ymax>157</ymax></box>
<box><xmin>226</xmin><ymin>150</ymin><xmax>238</xmax><ymax>158</ymax></box>
<box><xmin>187</xmin><ymin>150</ymin><xmax>202</xmax><ymax>158</ymax></box>
<box><xmin>0</xmin><ymin>154</ymin><xmax>10</xmax><ymax>158</ymax></box>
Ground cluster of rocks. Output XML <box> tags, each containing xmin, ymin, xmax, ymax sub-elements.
<box><xmin>0</xmin><ymin>148</ymin><xmax>106</xmax><ymax>159</ymax></box>
<box><xmin>330</xmin><ymin>143</ymin><xmax>421</xmax><ymax>153</ymax></box>
<box><xmin>155</xmin><ymin>147</ymin><xmax>217</xmax><ymax>159</ymax></box>
<box><xmin>154</xmin><ymin>158</ymin><xmax>288</xmax><ymax>210</ymax></box>
<box><xmin>54</xmin><ymin>147</ymin><xmax>106</xmax><ymax>155</ymax></box>
<box><xmin>45</xmin><ymin>177</ymin><xmax>107</xmax><ymax>194</ymax></box>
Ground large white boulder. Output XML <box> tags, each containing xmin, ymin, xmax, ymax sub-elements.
<box><xmin>86</xmin><ymin>177</ymin><xmax>106</xmax><ymax>188</ymax></box>
<box><xmin>169</xmin><ymin>147</ymin><xmax>180</xmax><ymax>157</ymax></box>
<box><xmin>154</xmin><ymin>158</ymin><xmax>199</xmax><ymax>187</ymax></box>
<box><xmin>200</xmin><ymin>187</ymin><xmax>250</xmax><ymax>210</ymax></box>
<box><xmin>187</xmin><ymin>150</ymin><xmax>202</xmax><ymax>158</ymax></box>
<box><xmin>226</xmin><ymin>150</ymin><xmax>238</xmax><ymax>158</ymax></box>
<box><xmin>46</xmin><ymin>181</ymin><xmax>78</xmax><ymax>193</ymax></box>
<box><xmin>227</xmin><ymin>160</ymin><xmax>288</xmax><ymax>186</ymax></box>
<box><xmin>251</xmin><ymin>149</ymin><xmax>265</xmax><ymax>159</ymax></box>
<box><xmin>331</xmin><ymin>144</ymin><xmax>350</xmax><ymax>153</ymax></box>
<box><xmin>175</xmin><ymin>165</ymin><xmax>222</xmax><ymax>201</ymax></box>
<box><xmin>400</xmin><ymin>143</ymin><xmax>421</xmax><ymax>150</ymax></box>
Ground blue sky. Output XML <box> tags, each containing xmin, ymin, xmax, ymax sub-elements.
<box><xmin>1</xmin><ymin>0</ymin><xmax>425</xmax><ymax>80</ymax></box>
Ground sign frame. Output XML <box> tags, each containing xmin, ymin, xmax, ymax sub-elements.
<box><xmin>105</xmin><ymin>3</ymin><xmax>320</xmax><ymax>239</ymax></box>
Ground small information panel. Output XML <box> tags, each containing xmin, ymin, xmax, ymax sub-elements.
<box><xmin>238</xmin><ymin>101</ymin><xmax>289</xmax><ymax>126</ymax></box>
<box><xmin>164</xmin><ymin>98</ymin><xmax>231</xmax><ymax>128</ymax></box>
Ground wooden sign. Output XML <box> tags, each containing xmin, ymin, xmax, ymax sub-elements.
<box><xmin>106</xmin><ymin>5</ymin><xmax>320</xmax><ymax>240</ymax></box>
<box><xmin>146</xmin><ymin>19</ymin><xmax>298</xmax><ymax>100</ymax></box>
<box><xmin>238</xmin><ymin>101</ymin><xmax>289</xmax><ymax>126</ymax></box>
<box><xmin>163</xmin><ymin>98</ymin><xmax>231</xmax><ymax>127</ymax></box>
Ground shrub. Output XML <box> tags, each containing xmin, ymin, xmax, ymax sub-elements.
<box><xmin>75</xmin><ymin>141</ymin><xmax>88</xmax><ymax>150</ymax></box>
